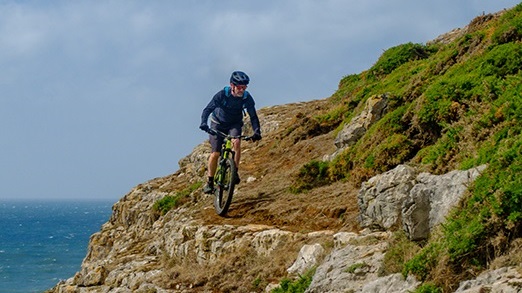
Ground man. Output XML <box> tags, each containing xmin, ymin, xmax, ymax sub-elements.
<box><xmin>199</xmin><ymin>71</ymin><xmax>262</xmax><ymax>194</ymax></box>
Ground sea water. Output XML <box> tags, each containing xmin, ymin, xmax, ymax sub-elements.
<box><xmin>0</xmin><ymin>200</ymin><xmax>113</xmax><ymax>293</ymax></box>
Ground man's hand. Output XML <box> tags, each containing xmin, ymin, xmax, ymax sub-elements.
<box><xmin>199</xmin><ymin>124</ymin><xmax>210</xmax><ymax>133</ymax></box>
<box><xmin>251</xmin><ymin>133</ymin><xmax>262</xmax><ymax>142</ymax></box>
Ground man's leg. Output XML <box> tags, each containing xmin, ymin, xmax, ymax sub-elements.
<box><xmin>228</xmin><ymin>125</ymin><xmax>243</xmax><ymax>184</ymax></box>
<box><xmin>232</xmin><ymin>138</ymin><xmax>241</xmax><ymax>168</ymax></box>
<box><xmin>204</xmin><ymin>124</ymin><xmax>222</xmax><ymax>194</ymax></box>
<box><xmin>203</xmin><ymin>152</ymin><xmax>220</xmax><ymax>194</ymax></box>
<box><xmin>208</xmin><ymin>152</ymin><xmax>220</xmax><ymax>177</ymax></box>
<box><xmin>232</xmin><ymin>138</ymin><xmax>241</xmax><ymax>184</ymax></box>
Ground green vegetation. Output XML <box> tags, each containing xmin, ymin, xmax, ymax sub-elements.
<box><xmin>271</xmin><ymin>268</ymin><xmax>315</xmax><ymax>293</ymax></box>
<box><xmin>290</xmin><ymin>160</ymin><xmax>330</xmax><ymax>193</ymax></box>
<box><xmin>412</xmin><ymin>283</ymin><xmax>442</xmax><ymax>293</ymax></box>
<box><xmin>291</xmin><ymin>4</ymin><xmax>522</xmax><ymax>291</ymax></box>
<box><xmin>152</xmin><ymin>181</ymin><xmax>202</xmax><ymax>216</ymax></box>
<box><xmin>369</xmin><ymin>42</ymin><xmax>434</xmax><ymax>78</ymax></box>
<box><xmin>381</xmin><ymin>230</ymin><xmax>421</xmax><ymax>276</ymax></box>
<box><xmin>345</xmin><ymin>262</ymin><xmax>368</xmax><ymax>274</ymax></box>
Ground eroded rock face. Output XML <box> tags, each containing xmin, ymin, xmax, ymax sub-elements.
<box><xmin>360</xmin><ymin>274</ymin><xmax>420</xmax><ymax>293</ymax></box>
<box><xmin>287</xmin><ymin>244</ymin><xmax>325</xmax><ymax>275</ymax></box>
<box><xmin>357</xmin><ymin>165</ymin><xmax>417</xmax><ymax>231</ymax></box>
<box><xmin>358</xmin><ymin>164</ymin><xmax>487</xmax><ymax>240</ymax></box>
<box><xmin>334</xmin><ymin>94</ymin><xmax>389</xmax><ymax>149</ymax></box>
<box><xmin>454</xmin><ymin>267</ymin><xmax>522</xmax><ymax>293</ymax></box>
<box><xmin>47</xmin><ymin>181</ymin><xmax>331</xmax><ymax>292</ymax></box>
<box><xmin>47</xmin><ymin>162</ymin><xmax>501</xmax><ymax>293</ymax></box>
<box><xmin>306</xmin><ymin>231</ymin><xmax>393</xmax><ymax>293</ymax></box>
<box><xmin>403</xmin><ymin>165</ymin><xmax>487</xmax><ymax>240</ymax></box>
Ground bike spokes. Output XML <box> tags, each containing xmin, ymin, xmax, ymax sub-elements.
<box><xmin>213</xmin><ymin>157</ymin><xmax>236</xmax><ymax>216</ymax></box>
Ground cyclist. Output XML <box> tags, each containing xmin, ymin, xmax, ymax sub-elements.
<box><xmin>199</xmin><ymin>71</ymin><xmax>262</xmax><ymax>194</ymax></box>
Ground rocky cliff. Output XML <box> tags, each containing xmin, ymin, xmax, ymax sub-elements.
<box><xmin>48</xmin><ymin>5</ymin><xmax>522</xmax><ymax>293</ymax></box>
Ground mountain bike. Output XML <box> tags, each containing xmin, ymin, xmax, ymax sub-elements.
<box><xmin>207</xmin><ymin>129</ymin><xmax>252</xmax><ymax>216</ymax></box>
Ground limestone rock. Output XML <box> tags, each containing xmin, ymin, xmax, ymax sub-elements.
<box><xmin>360</xmin><ymin>274</ymin><xmax>420</xmax><ymax>293</ymax></box>
<box><xmin>358</xmin><ymin>164</ymin><xmax>487</xmax><ymax>240</ymax></box>
<box><xmin>455</xmin><ymin>267</ymin><xmax>522</xmax><ymax>292</ymax></box>
<box><xmin>334</xmin><ymin>94</ymin><xmax>389</xmax><ymax>149</ymax></box>
<box><xmin>287</xmin><ymin>244</ymin><xmax>325</xmax><ymax>275</ymax></box>
<box><xmin>403</xmin><ymin>165</ymin><xmax>487</xmax><ymax>240</ymax></box>
<box><xmin>306</xmin><ymin>231</ymin><xmax>391</xmax><ymax>293</ymax></box>
<box><xmin>357</xmin><ymin>164</ymin><xmax>417</xmax><ymax>230</ymax></box>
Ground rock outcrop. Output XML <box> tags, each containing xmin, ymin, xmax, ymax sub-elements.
<box><xmin>46</xmin><ymin>99</ymin><xmax>512</xmax><ymax>293</ymax></box>
<box><xmin>334</xmin><ymin>94</ymin><xmax>389</xmax><ymax>149</ymax></box>
<box><xmin>358</xmin><ymin>164</ymin><xmax>487</xmax><ymax>240</ymax></box>
<box><xmin>47</xmin><ymin>159</ymin><xmax>495</xmax><ymax>292</ymax></box>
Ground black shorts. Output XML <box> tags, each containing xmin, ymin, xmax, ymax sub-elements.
<box><xmin>209</xmin><ymin>122</ymin><xmax>242</xmax><ymax>152</ymax></box>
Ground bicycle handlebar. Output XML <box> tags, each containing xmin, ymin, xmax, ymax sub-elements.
<box><xmin>207</xmin><ymin>128</ymin><xmax>252</xmax><ymax>141</ymax></box>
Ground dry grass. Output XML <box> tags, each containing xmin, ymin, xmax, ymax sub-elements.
<box><xmin>161</xmin><ymin>241</ymin><xmax>308</xmax><ymax>292</ymax></box>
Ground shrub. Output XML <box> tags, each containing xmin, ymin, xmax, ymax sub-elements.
<box><xmin>413</xmin><ymin>283</ymin><xmax>442</xmax><ymax>293</ymax></box>
<box><xmin>271</xmin><ymin>268</ymin><xmax>315</xmax><ymax>293</ymax></box>
<box><xmin>153</xmin><ymin>194</ymin><xmax>181</xmax><ymax>216</ymax></box>
<box><xmin>345</xmin><ymin>262</ymin><xmax>368</xmax><ymax>274</ymax></box>
<box><xmin>382</xmin><ymin>230</ymin><xmax>421</xmax><ymax>275</ymax></box>
<box><xmin>479</xmin><ymin>43</ymin><xmax>522</xmax><ymax>77</ymax></box>
<box><xmin>404</xmin><ymin>128</ymin><xmax>522</xmax><ymax>288</ymax></box>
<box><xmin>416</xmin><ymin>125</ymin><xmax>463</xmax><ymax>172</ymax></box>
<box><xmin>290</xmin><ymin>160</ymin><xmax>330</xmax><ymax>193</ymax></box>
<box><xmin>370</xmin><ymin>43</ymin><xmax>433</xmax><ymax>78</ymax></box>
<box><xmin>403</xmin><ymin>242</ymin><xmax>443</xmax><ymax>281</ymax></box>
<box><xmin>152</xmin><ymin>181</ymin><xmax>202</xmax><ymax>216</ymax></box>
<box><xmin>492</xmin><ymin>3</ymin><xmax>522</xmax><ymax>44</ymax></box>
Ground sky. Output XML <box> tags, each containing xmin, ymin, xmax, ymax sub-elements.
<box><xmin>1</xmin><ymin>0</ymin><xmax>520</xmax><ymax>201</ymax></box>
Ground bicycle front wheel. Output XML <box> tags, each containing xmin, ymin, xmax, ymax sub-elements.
<box><xmin>213</xmin><ymin>156</ymin><xmax>237</xmax><ymax>216</ymax></box>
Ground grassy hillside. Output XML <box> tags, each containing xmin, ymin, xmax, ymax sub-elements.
<box><xmin>292</xmin><ymin>4</ymin><xmax>522</xmax><ymax>291</ymax></box>
<box><xmin>148</xmin><ymin>5</ymin><xmax>522</xmax><ymax>292</ymax></box>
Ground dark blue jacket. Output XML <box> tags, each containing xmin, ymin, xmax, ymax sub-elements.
<box><xmin>201</xmin><ymin>87</ymin><xmax>261</xmax><ymax>135</ymax></box>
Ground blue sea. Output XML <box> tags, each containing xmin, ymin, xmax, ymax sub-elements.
<box><xmin>0</xmin><ymin>200</ymin><xmax>114</xmax><ymax>293</ymax></box>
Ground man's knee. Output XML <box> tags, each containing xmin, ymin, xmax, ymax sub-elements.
<box><xmin>232</xmin><ymin>139</ymin><xmax>241</xmax><ymax>149</ymax></box>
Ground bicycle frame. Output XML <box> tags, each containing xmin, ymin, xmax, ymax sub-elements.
<box><xmin>214</xmin><ymin>138</ymin><xmax>235</xmax><ymax>187</ymax></box>
<box><xmin>207</xmin><ymin>128</ymin><xmax>251</xmax><ymax>216</ymax></box>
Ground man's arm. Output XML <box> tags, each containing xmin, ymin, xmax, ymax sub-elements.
<box><xmin>200</xmin><ymin>93</ymin><xmax>221</xmax><ymax>127</ymax></box>
<box><xmin>245</xmin><ymin>96</ymin><xmax>261</xmax><ymax>139</ymax></box>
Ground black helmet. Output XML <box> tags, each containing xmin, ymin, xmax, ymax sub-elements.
<box><xmin>230</xmin><ymin>71</ymin><xmax>250</xmax><ymax>85</ymax></box>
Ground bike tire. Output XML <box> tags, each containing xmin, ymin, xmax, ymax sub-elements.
<box><xmin>213</xmin><ymin>156</ymin><xmax>237</xmax><ymax>216</ymax></box>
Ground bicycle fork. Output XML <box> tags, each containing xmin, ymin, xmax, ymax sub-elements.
<box><xmin>215</xmin><ymin>151</ymin><xmax>235</xmax><ymax>188</ymax></box>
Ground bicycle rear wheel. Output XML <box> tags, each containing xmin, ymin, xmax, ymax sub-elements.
<box><xmin>213</xmin><ymin>156</ymin><xmax>237</xmax><ymax>216</ymax></box>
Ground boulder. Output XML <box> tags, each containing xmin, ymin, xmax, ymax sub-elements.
<box><xmin>358</xmin><ymin>164</ymin><xmax>487</xmax><ymax>240</ymax></box>
<box><xmin>287</xmin><ymin>243</ymin><xmax>325</xmax><ymax>275</ymax></box>
<box><xmin>334</xmin><ymin>94</ymin><xmax>389</xmax><ymax>149</ymax></box>
<box><xmin>305</xmin><ymin>231</ymin><xmax>391</xmax><ymax>292</ymax></box>
<box><xmin>357</xmin><ymin>165</ymin><xmax>417</xmax><ymax>230</ymax></box>
<box><xmin>403</xmin><ymin>165</ymin><xmax>487</xmax><ymax>240</ymax></box>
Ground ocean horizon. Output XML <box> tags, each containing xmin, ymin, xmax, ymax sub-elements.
<box><xmin>0</xmin><ymin>199</ymin><xmax>114</xmax><ymax>293</ymax></box>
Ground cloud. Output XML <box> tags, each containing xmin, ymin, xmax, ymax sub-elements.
<box><xmin>0</xmin><ymin>0</ymin><xmax>519</xmax><ymax>199</ymax></box>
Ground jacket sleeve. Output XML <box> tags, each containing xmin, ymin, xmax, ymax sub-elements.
<box><xmin>245</xmin><ymin>95</ymin><xmax>261</xmax><ymax>135</ymax></box>
<box><xmin>200</xmin><ymin>92</ymin><xmax>220</xmax><ymax>126</ymax></box>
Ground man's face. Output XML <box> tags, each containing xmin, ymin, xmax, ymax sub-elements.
<box><xmin>230</xmin><ymin>83</ymin><xmax>247</xmax><ymax>97</ymax></box>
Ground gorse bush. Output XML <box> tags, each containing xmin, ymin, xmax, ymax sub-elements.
<box><xmin>370</xmin><ymin>43</ymin><xmax>434</xmax><ymax>78</ymax></box>
<box><xmin>291</xmin><ymin>160</ymin><xmax>330</xmax><ymax>193</ymax></box>
<box><xmin>492</xmin><ymin>4</ymin><xmax>522</xmax><ymax>44</ymax></box>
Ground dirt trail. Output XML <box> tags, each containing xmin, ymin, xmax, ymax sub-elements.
<box><xmin>188</xmin><ymin>99</ymin><xmax>362</xmax><ymax>233</ymax></box>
